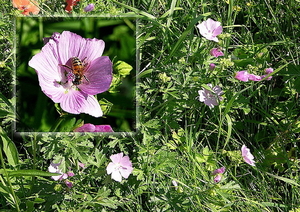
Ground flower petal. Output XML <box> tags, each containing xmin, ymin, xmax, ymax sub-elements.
<box><xmin>79</xmin><ymin>56</ymin><xmax>113</xmax><ymax>95</ymax></box>
<box><xmin>111</xmin><ymin>170</ymin><xmax>122</xmax><ymax>182</ymax></box>
<box><xmin>106</xmin><ymin>162</ymin><xmax>115</xmax><ymax>175</ymax></box>
<box><xmin>120</xmin><ymin>166</ymin><xmax>133</xmax><ymax>179</ymax></box>
<box><xmin>57</xmin><ymin>31</ymin><xmax>105</xmax><ymax>64</ymax></box>
<box><xmin>94</xmin><ymin>125</ymin><xmax>114</xmax><ymax>132</ymax></box>
<box><xmin>79</xmin><ymin>95</ymin><xmax>103</xmax><ymax>117</ymax></box>
<box><xmin>110</xmin><ymin>153</ymin><xmax>123</xmax><ymax>163</ymax></box>
<box><xmin>59</xmin><ymin>89</ymin><xmax>87</xmax><ymax>114</ymax></box>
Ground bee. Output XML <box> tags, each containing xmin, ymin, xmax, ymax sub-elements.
<box><xmin>61</xmin><ymin>57</ymin><xmax>89</xmax><ymax>85</ymax></box>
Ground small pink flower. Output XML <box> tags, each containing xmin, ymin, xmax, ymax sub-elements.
<box><xmin>106</xmin><ymin>153</ymin><xmax>133</xmax><ymax>182</ymax></box>
<box><xmin>265</xmin><ymin>68</ymin><xmax>274</xmax><ymax>74</ymax></box>
<box><xmin>262</xmin><ymin>68</ymin><xmax>274</xmax><ymax>80</ymax></box>
<box><xmin>210</xmin><ymin>48</ymin><xmax>224</xmax><ymax>57</ymax></box>
<box><xmin>29</xmin><ymin>31</ymin><xmax>113</xmax><ymax>117</ymax></box>
<box><xmin>212</xmin><ymin>167</ymin><xmax>225</xmax><ymax>175</ymax></box>
<box><xmin>241</xmin><ymin>145</ymin><xmax>256</xmax><ymax>166</ymax></box>
<box><xmin>235</xmin><ymin>71</ymin><xmax>249</xmax><ymax>82</ymax></box>
<box><xmin>67</xmin><ymin>171</ymin><xmax>75</xmax><ymax>177</ymax></box>
<box><xmin>197</xmin><ymin>18</ymin><xmax>223</xmax><ymax>42</ymax></box>
<box><xmin>84</xmin><ymin>3</ymin><xmax>94</xmax><ymax>12</ymax></box>
<box><xmin>74</xmin><ymin>123</ymin><xmax>114</xmax><ymax>132</ymax></box>
<box><xmin>65</xmin><ymin>180</ymin><xmax>73</xmax><ymax>188</ymax></box>
<box><xmin>78</xmin><ymin>162</ymin><xmax>85</xmax><ymax>168</ymax></box>
<box><xmin>198</xmin><ymin>84</ymin><xmax>223</xmax><ymax>108</ymax></box>
<box><xmin>248</xmin><ymin>74</ymin><xmax>261</xmax><ymax>81</ymax></box>
<box><xmin>48</xmin><ymin>162</ymin><xmax>68</xmax><ymax>181</ymax></box>
<box><xmin>212</xmin><ymin>167</ymin><xmax>225</xmax><ymax>183</ymax></box>
<box><xmin>214</xmin><ymin>175</ymin><xmax>222</xmax><ymax>183</ymax></box>
<box><xmin>209</xmin><ymin>63</ymin><xmax>216</xmax><ymax>70</ymax></box>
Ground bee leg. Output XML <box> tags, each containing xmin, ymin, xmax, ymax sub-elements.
<box><xmin>59</xmin><ymin>64</ymin><xmax>72</xmax><ymax>70</ymax></box>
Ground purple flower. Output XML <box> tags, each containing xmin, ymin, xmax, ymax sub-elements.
<box><xmin>210</xmin><ymin>48</ymin><xmax>224</xmax><ymax>57</ymax></box>
<box><xmin>28</xmin><ymin>31</ymin><xmax>113</xmax><ymax>117</ymax></box>
<box><xmin>209</xmin><ymin>63</ymin><xmax>216</xmax><ymax>70</ymax></box>
<box><xmin>198</xmin><ymin>84</ymin><xmax>223</xmax><ymax>108</ymax></box>
<box><xmin>235</xmin><ymin>71</ymin><xmax>249</xmax><ymax>82</ymax></box>
<box><xmin>241</xmin><ymin>145</ymin><xmax>256</xmax><ymax>166</ymax></box>
<box><xmin>106</xmin><ymin>153</ymin><xmax>133</xmax><ymax>182</ymax></box>
<box><xmin>74</xmin><ymin>123</ymin><xmax>114</xmax><ymax>132</ymax></box>
<box><xmin>48</xmin><ymin>162</ymin><xmax>69</xmax><ymax>181</ymax></box>
<box><xmin>212</xmin><ymin>166</ymin><xmax>225</xmax><ymax>183</ymax></box>
<box><xmin>84</xmin><ymin>3</ymin><xmax>94</xmax><ymax>12</ymax></box>
<box><xmin>197</xmin><ymin>18</ymin><xmax>223</xmax><ymax>42</ymax></box>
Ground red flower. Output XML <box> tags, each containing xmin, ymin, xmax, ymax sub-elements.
<box><xmin>65</xmin><ymin>0</ymin><xmax>80</xmax><ymax>12</ymax></box>
<box><xmin>12</xmin><ymin>0</ymin><xmax>40</xmax><ymax>15</ymax></box>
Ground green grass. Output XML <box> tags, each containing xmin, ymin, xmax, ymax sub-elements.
<box><xmin>1</xmin><ymin>0</ymin><xmax>300</xmax><ymax>211</ymax></box>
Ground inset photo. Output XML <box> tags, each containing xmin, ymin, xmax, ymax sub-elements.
<box><xmin>15</xmin><ymin>17</ymin><xmax>136</xmax><ymax>133</ymax></box>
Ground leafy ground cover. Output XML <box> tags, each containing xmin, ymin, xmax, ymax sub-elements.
<box><xmin>1</xmin><ymin>0</ymin><xmax>300</xmax><ymax>211</ymax></box>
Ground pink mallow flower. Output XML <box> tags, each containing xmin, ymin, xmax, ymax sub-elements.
<box><xmin>74</xmin><ymin>123</ymin><xmax>114</xmax><ymax>132</ymax></box>
<box><xmin>209</xmin><ymin>63</ymin><xmax>216</xmax><ymax>70</ymax></box>
<box><xmin>106</xmin><ymin>153</ymin><xmax>133</xmax><ymax>182</ymax></box>
<box><xmin>28</xmin><ymin>31</ymin><xmax>113</xmax><ymax>117</ymax></box>
<box><xmin>84</xmin><ymin>3</ymin><xmax>94</xmax><ymax>12</ymax></box>
<box><xmin>198</xmin><ymin>84</ymin><xmax>223</xmax><ymax>108</ymax></box>
<box><xmin>48</xmin><ymin>162</ymin><xmax>69</xmax><ymax>181</ymax></box>
<box><xmin>235</xmin><ymin>71</ymin><xmax>250</xmax><ymax>82</ymax></box>
<box><xmin>212</xmin><ymin>167</ymin><xmax>225</xmax><ymax>183</ymax></box>
<box><xmin>241</xmin><ymin>145</ymin><xmax>256</xmax><ymax>166</ymax></box>
<box><xmin>197</xmin><ymin>18</ymin><xmax>223</xmax><ymax>42</ymax></box>
<box><xmin>65</xmin><ymin>180</ymin><xmax>73</xmax><ymax>188</ymax></box>
<box><xmin>210</xmin><ymin>48</ymin><xmax>224</xmax><ymax>57</ymax></box>
<box><xmin>261</xmin><ymin>68</ymin><xmax>274</xmax><ymax>80</ymax></box>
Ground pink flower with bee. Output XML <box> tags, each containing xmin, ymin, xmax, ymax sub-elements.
<box><xmin>28</xmin><ymin>31</ymin><xmax>113</xmax><ymax>117</ymax></box>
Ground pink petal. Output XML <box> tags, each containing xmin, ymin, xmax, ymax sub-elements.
<box><xmin>79</xmin><ymin>95</ymin><xmax>103</xmax><ymax>117</ymax></box>
<box><xmin>74</xmin><ymin>123</ymin><xmax>96</xmax><ymax>132</ymax></box>
<box><xmin>57</xmin><ymin>31</ymin><xmax>88</xmax><ymax>64</ymax></box>
<box><xmin>235</xmin><ymin>71</ymin><xmax>249</xmax><ymax>82</ymax></box>
<box><xmin>213</xmin><ymin>26</ymin><xmax>223</xmax><ymax>37</ymax></box>
<box><xmin>79</xmin><ymin>56</ymin><xmax>113</xmax><ymax>95</ymax></box>
<box><xmin>59</xmin><ymin>89</ymin><xmax>88</xmax><ymax>114</ymax></box>
<box><xmin>110</xmin><ymin>153</ymin><xmax>123</xmax><ymax>163</ymax></box>
<box><xmin>119</xmin><ymin>155</ymin><xmax>132</xmax><ymax>167</ymax></box>
<box><xmin>57</xmin><ymin>31</ymin><xmax>105</xmax><ymax>64</ymax></box>
<box><xmin>94</xmin><ymin>125</ymin><xmax>114</xmax><ymax>132</ymax></box>
<box><xmin>120</xmin><ymin>166</ymin><xmax>133</xmax><ymax>179</ymax></box>
<box><xmin>214</xmin><ymin>175</ymin><xmax>222</xmax><ymax>183</ymax></box>
<box><xmin>248</xmin><ymin>74</ymin><xmax>261</xmax><ymax>81</ymax></box>
<box><xmin>111</xmin><ymin>170</ymin><xmax>122</xmax><ymax>182</ymax></box>
<box><xmin>106</xmin><ymin>162</ymin><xmax>115</xmax><ymax>174</ymax></box>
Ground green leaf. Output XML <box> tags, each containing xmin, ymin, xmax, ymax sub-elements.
<box><xmin>220</xmin><ymin>181</ymin><xmax>241</xmax><ymax>190</ymax></box>
<box><xmin>266</xmin><ymin>172</ymin><xmax>300</xmax><ymax>187</ymax></box>
<box><xmin>6</xmin><ymin>169</ymin><xmax>59</xmax><ymax>177</ymax></box>
<box><xmin>114</xmin><ymin>61</ymin><xmax>133</xmax><ymax>77</ymax></box>
<box><xmin>0</xmin><ymin>127</ymin><xmax>19</xmax><ymax>167</ymax></box>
